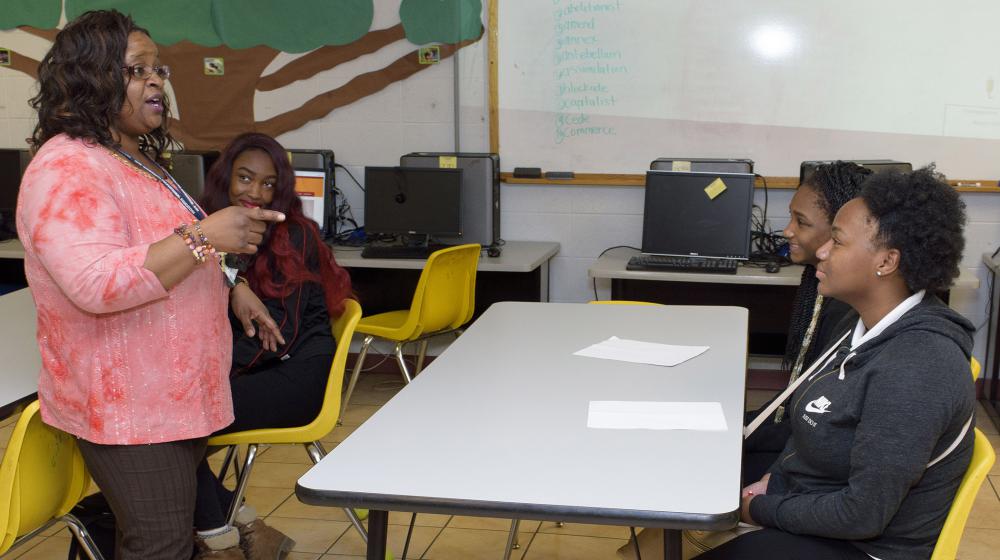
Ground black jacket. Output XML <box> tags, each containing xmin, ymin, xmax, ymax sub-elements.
<box><xmin>751</xmin><ymin>295</ymin><xmax>976</xmax><ymax>559</ymax></box>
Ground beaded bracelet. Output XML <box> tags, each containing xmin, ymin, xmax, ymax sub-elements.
<box><xmin>174</xmin><ymin>223</ymin><xmax>212</xmax><ymax>264</ymax></box>
<box><xmin>191</xmin><ymin>220</ymin><xmax>217</xmax><ymax>258</ymax></box>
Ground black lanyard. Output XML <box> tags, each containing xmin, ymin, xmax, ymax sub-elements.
<box><xmin>114</xmin><ymin>148</ymin><xmax>206</xmax><ymax>220</ymax></box>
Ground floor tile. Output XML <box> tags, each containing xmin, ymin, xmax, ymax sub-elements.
<box><xmin>745</xmin><ymin>390</ymin><xmax>778</xmax><ymax>411</ymax></box>
<box><xmin>389</xmin><ymin>511</ymin><xmax>452</xmax><ymax>527</ymax></box>
<box><xmin>422</xmin><ymin>527</ymin><xmax>531</xmax><ymax>560</ymax></box>
<box><xmin>521</xmin><ymin>532</ymin><xmax>628</xmax><ymax>560</ymax></box>
<box><xmin>272</xmin><ymin>497</ymin><xmax>353</xmax><ymax>522</ymax></box>
<box><xmin>321</xmin><ymin>555</ymin><xmax>365</xmax><ymax>560</ymax></box>
<box><xmin>339</xmin><ymin>404</ymin><xmax>381</xmax><ymax>427</ymax></box>
<box><xmin>957</xmin><ymin>527</ymin><xmax>1000</xmax><ymax>559</ymax></box>
<box><xmin>5</xmin><ymin>532</ymin><xmax>48</xmax><ymax>560</ymax></box>
<box><xmin>976</xmin><ymin>402</ymin><xmax>998</xmax><ymax>435</ymax></box>
<box><xmin>328</xmin><ymin>523</ymin><xmax>441</xmax><ymax>558</ymax></box>
<box><xmin>536</xmin><ymin>521</ymin><xmax>630</xmax><ymax>539</ymax></box>
<box><xmin>245</xmin><ymin>486</ymin><xmax>295</xmax><ymax>517</ymax></box>
<box><xmin>287</xmin><ymin>553</ymin><xmax>322</xmax><ymax>560</ymax></box>
<box><xmin>246</xmin><ymin>461</ymin><xmax>313</xmax><ymax>489</ymax></box>
<box><xmin>264</xmin><ymin>516</ymin><xmax>352</xmax><ymax>554</ymax></box>
<box><xmin>320</xmin><ymin>425</ymin><xmax>358</xmax><ymax>444</ymax></box>
<box><xmin>448</xmin><ymin>515</ymin><xmax>539</xmax><ymax>532</ymax></box>
<box><xmin>11</xmin><ymin>535</ymin><xmax>72</xmax><ymax>560</ymax></box>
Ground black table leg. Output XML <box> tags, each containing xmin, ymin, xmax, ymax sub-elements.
<box><xmin>663</xmin><ymin>528</ymin><xmax>682</xmax><ymax>560</ymax></box>
<box><xmin>367</xmin><ymin>510</ymin><xmax>389</xmax><ymax>560</ymax></box>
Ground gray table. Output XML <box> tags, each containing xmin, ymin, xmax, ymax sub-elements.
<box><xmin>297</xmin><ymin>301</ymin><xmax>748</xmax><ymax>560</ymax></box>
<box><xmin>0</xmin><ymin>288</ymin><xmax>39</xmax><ymax>419</ymax></box>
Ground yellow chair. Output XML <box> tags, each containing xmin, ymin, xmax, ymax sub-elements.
<box><xmin>341</xmin><ymin>244</ymin><xmax>481</xmax><ymax>417</ymax></box>
<box><xmin>0</xmin><ymin>400</ymin><xmax>104</xmax><ymax>559</ymax></box>
<box><xmin>972</xmin><ymin>357</ymin><xmax>981</xmax><ymax>381</ymax></box>
<box><xmin>931</xmin><ymin>428</ymin><xmax>995</xmax><ymax>560</ymax></box>
<box><xmin>207</xmin><ymin>300</ymin><xmax>375</xmax><ymax>543</ymax></box>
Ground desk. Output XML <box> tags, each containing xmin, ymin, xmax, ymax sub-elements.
<box><xmin>0</xmin><ymin>288</ymin><xmax>39</xmax><ymax>419</ymax></box>
<box><xmin>297</xmin><ymin>301</ymin><xmax>748</xmax><ymax>560</ymax></box>
<box><xmin>333</xmin><ymin>241</ymin><xmax>559</xmax><ymax>316</ymax></box>
<box><xmin>590</xmin><ymin>248</ymin><xmax>980</xmax><ymax>355</ymax></box>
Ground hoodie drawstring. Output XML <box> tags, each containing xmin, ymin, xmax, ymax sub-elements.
<box><xmin>838</xmin><ymin>352</ymin><xmax>857</xmax><ymax>380</ymax></box>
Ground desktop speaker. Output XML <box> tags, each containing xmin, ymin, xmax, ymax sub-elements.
<box><xmin>650</xmin><ymin>158</ymin><xmax>754</xmax><ymax>174</ymax></box>
<box><xmin>400</xmin><ymin>152</ymin><xmax>501</xmax><ymax>251</ymax></box>
<box><xmin>799</xmin><ymin>160</ymin><xmax>912</xmax><ymax>185</ymax></box>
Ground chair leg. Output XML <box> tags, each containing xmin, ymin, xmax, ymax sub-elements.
<box><xmin>341</xmin><ymin>335</ymin><xmax>374</xmax><ymax>424</ymax></box>
<box><xmin>504</xmin><ymin>519</ymin><xmax>521</xmax><ymax>560</ymax></box>
<box><xmin>394</xmin><ymin>343</ymin><xmax>413</xmax><ymax>383</ymax></box>
<box><xmin>62</xmin><ymin>513</ymin><xmax>106</xmax><ymax>560</ymax></box>
<box><xmin>225</xmin><ymin>443</ymin><xmax>259</xmax><ymax>527</ymax></box>
<box><xmin>415</xmin><ymin>339</ymin><xmax>430</xmax><ymax>374</ymax></box>
<box><xmin>304</xmin><ymin>440</ymin><xmax>370</xmax><ymax>543</ymax></box>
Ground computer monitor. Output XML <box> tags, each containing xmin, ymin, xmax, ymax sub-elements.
<box><xmin>641</xmin><ymin>170</ymin><xmax>755</xmax><ymax>260</ymax></box>
<box><xmin>293</xmin><ymin>169</ymin><xmax>327</xmax><ymax>229</ymax></box>
<box><xmin>364</xmin><ymin>167</ymin><xmax>463</xmax><ymax>238</ymax></box>
<box><xmin>0</xmin><ymin>149</ymin><xmax>30</xmax><ymax>240</ymax></box>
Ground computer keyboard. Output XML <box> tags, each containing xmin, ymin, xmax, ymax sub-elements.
<box><xmin>361</xmin><ymin>244</ymin><xmax>453</xmax><ymax>259</ymax></box>
<box><xmin>626</xmin><ymin>255</ymin><xmax>739</xmax><ymax>274</ymax></box>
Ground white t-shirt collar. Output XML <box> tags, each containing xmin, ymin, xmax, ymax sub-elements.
<box><xmin>851</xmin><ymin>290</ymin><xmax>926</xmax><ymax>350</ymax></box>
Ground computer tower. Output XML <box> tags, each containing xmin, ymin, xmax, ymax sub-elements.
<box><xmin>799</xmin><ymin>160</ymin><xmax>912</xmax><ymax>184</ymax></box>
<box><xmin>165</xmin><ymin>150</ymin><xmax>219</xmax><ymax>201</ymax></box>
<box><xmin>288</xmin><ymin>149</ymin><xmax>335</xmax><ymax>236</ymax></box>
<box><xmin>650</xmin><ymin>158</ymin><xmax>754</xmax><ymax>174</ymax></box>
<box><xmin>400</xmin><ymin>152</ymin><xmax>500</xmax><ymax>250</ymax></box>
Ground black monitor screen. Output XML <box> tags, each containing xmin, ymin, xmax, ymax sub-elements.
<box><xmin>641</xmin><ymin>170</ymin><xmax>754</xmax><ymax>259</ymax></box>
<box><xmin>364</xmin><ymin>167</ymin><xmax>462</xmax><ymax>237</ymax></box>
<box><xmin>0</xmin><ymin>149</ymin><xmax>24</xmax><ymax>210</ymax></box>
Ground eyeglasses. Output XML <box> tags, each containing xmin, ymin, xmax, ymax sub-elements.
<box><xmin>122</xmin><ymin>64</ymin><xmax>171</xmax><ymax>81</ymax></box>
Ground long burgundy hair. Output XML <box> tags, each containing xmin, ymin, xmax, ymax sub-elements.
<box><xmin>202</xmin><ymin>133</ymin><xmax>351</xmax><ymax>315</ymax></box>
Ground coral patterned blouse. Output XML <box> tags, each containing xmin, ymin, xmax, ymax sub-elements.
<box><xmin>17</xmin><ymin>134</ymin><xmax>233</xmax><ymax>445</ymax></box>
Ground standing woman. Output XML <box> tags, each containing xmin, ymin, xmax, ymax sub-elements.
<box><xmin>17</xmin><ymin>10</ymin><xmax>284</xmax><ymax>560</ymax></box>
<box><xmin>191</xmin><ymin>133</ymin><xmax>353</xmax><ymax>558</ymax></box>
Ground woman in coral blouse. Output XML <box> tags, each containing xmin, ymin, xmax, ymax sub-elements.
<box><xmin>16</xmin><ymin>10</ymin><xmax>283</xmax><ymax>560</ymax></box>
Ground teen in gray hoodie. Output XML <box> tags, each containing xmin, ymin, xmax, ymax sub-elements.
<box><xmin>699</xmin><ymin>167</ymin><xmax>975</xmax><ymax>560</ymax></box>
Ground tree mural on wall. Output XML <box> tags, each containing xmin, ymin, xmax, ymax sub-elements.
<box><xmin>0</xmin><ymin>0</ymin><xmax>483</xmax><ymax>150</ymax></box>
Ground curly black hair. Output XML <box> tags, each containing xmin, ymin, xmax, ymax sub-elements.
<box><xmin>28</xmin><ymin>10</ymin><xmax>176</xmax><ymax>159</ymax></box>
<box><xmin>860</xmin><ymin>165</ymin><xmax>966</xmax><ymax>293</ymax></box>
<box><xmin>784</xmin><ymin>161</ymin><xmax>872</xmax><ymax>370</ymax></box>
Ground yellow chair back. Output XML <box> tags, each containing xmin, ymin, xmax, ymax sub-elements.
<box><xmin>931</xmin><ymin>428</ymin><xmax>996</xmax><ymax>560</ymax></box>
<box><xmin>0</xmin><ymin>400</ymin><xmax>90</xmax><ymax>555</ymax></box>
<box><xmin>971</xmin><ymin>357</ymin><xmax>981</xmax><ymax>382</ymax></box>
<box><xmin>209</xmin><ymin>298</ymin><xmax>362</xmax><ymax>447</ymax></box>
<box><xmin>403</xmin><ymin>244</ymin><xmax>480</xmax><ymax>339</ymax></box>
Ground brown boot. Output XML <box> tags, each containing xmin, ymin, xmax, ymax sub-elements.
<box><xmin>194</xmin><ymin>527</ymin><xmax>247</xmax><ymax>560</ymax></box>
<box><xmin>237</xmin><ymin>518</ymin><xmax>295</xmax><ymax>560</ymax></box>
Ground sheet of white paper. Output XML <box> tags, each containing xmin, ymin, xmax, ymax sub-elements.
<box><xmin>573</xmin><ymin>336</ymin><xmax>709</xmax><ymax>367</ymax></box>
<box><xmin>587</xmin><ymin>401</ymin><xmax>728</xmax><ymax>431</ymax></box>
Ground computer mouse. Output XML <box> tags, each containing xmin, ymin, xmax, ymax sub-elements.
<box><xmin>765</xmin><ymin>262</ymin><xmax>780</xmax><ymax>274</ymax></box>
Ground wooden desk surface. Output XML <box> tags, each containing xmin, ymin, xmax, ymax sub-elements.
<box><xmin>331</xmin><ymin>240</ymin><xmax>560</xmax><ymax>273</ymax></box>
<box><xmin>592</xmin><ymin>248</ymin><xmax>981</xmax><ymax>290</ymax></box>
<box><xmin>298</xmin><ymin>302</ymin><xmax>746</xmax><ymax>529</ymax></box>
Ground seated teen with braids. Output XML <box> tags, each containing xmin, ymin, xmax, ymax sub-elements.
<box><xmin>742</xmin><ymin>161</ymin><xmax>873</xmax><ymax>484</ymax></box>
<box><xmin>697</xmin><ymin>167</ymin><xmax>975</xmax><ymax>560</ymax></box>
<box><xmin>191</xmin><ymin>133</ymin><xmax>353</xmax><ymax>560</ymax></box>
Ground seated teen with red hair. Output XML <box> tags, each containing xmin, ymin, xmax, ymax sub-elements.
<box><xmin>192</xmin><ymin>133</ymin><xmax>353</xmax><ymax>560</ymax></box>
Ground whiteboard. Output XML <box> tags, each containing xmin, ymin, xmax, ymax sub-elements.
<box><xmin>495</xmin><ymin>0</ymin><xmax>1000</xmax><ymax>179</ymax></box>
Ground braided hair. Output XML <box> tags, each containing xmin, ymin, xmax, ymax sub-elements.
<box><xmin>783</xmin><ymin>161</ymin><xmax>873</xmax><ymax>371</ymax></box>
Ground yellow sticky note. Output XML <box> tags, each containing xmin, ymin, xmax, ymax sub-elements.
<box><xmin>672</xmin><ymin>160</ymin><xmax>691</xmax><ymax>172</ymax></box>
<box><xmin>439</xmin><ymin>156</ymin><xmax>458</xmax><ymax>169</ymax></box>
<box><xmin>704</xmin><ymin>178</ymin><xmax>727</xmax><ymax>200</ymax></box>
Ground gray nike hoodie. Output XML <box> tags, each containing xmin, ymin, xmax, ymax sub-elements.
<box><xmin>749</xmin><ymin>295</ymin><xmax>976</xmax><ymax>560</ymax></box>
